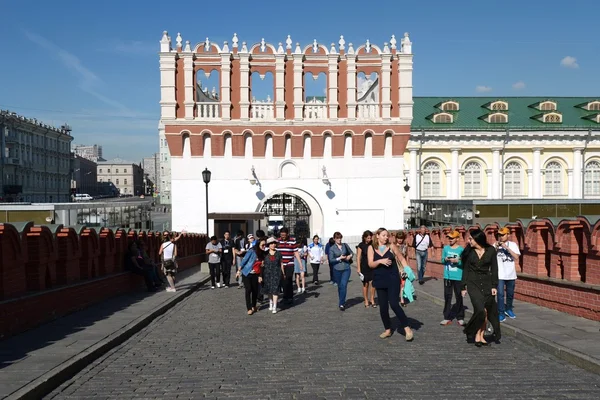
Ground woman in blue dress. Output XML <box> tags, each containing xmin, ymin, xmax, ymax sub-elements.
<box><xmin>367</xmin><ymin>228</ymin><xmax>414</xmax><ymax>341</ymax></box>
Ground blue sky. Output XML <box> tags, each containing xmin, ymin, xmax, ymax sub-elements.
<box><xmin>1</xmin><ymin>0</ymin><xmax>598</xmax><ymax>161</ymax></box>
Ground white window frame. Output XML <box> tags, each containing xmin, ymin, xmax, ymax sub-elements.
<box><xmin>539</xmin><ymin>101</ymin><xmax>557</xmax><ymax>111</ymax></box>
<box><xmin>543</xmin><ymin>113</ymin><xmax>562</xmax><ymax>123</ymax></box>
<box><xmin>433</xmin><ymin>113</ymin><xmax>453</xmax><ymax>123</ymax></box>
<box><xmin>544</xmin><ymin>161</ymin><xmax>563</xmax><ymax>196</ymax></box>
<box><xmin>504</xmin><ymin>162</ymin><xmax>523</xmax><ymax>197</ymax></box>
<box><xmin>488</xmin><ymin>113</ymin><xmax>508</xmax><ymax>124</ymax></box>
<box><xmin>422</xmin><ymin>161</ymin><xmax>441</xmax><ymax>197</ymax></box>
<box><xmin>463</xmin><ymin>162</ymin><xmax>482</xmax><ymax>197</ymax></box>
<box><xmin>490</xmin><ymin>101</ymin><xmax>508</xmax><ymax>111</ymax></box>
<box><xmin>587</xmin><ymin>101</ymin><xmax>600</xmax><ymax>111</ymax></box>
<box><xmin>584</xmin><ymin>160</ymin><xmax>600</xmax><ymax>196</ymax></box>
<box><xmin>440</xmin><ymin>101</ymin><xmax>459</xmax><ymax>111</ymax></box>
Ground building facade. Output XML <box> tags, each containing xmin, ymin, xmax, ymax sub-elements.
<box><xmin>71</xmin><ymin>155</ymin><xmax>98</xmax><ymax>196</ymax></box>
<box><xmin>405</xmin><ymin>97</ymin><xmax>600</xmax><ymax>210</ymax></box>
<box><xmin>142</xmin><ymin>153</ymin><xmax>160</xmax><ymax>196</ymax></box>
<box><xmin>159</xmin><ymin>31</ymin><xmax>414</xmax><ymax>237</ymax></box>
<box><xmin>97</xmin><ymin>158</ymin><xmax>144</xmax><ymax>196</ymax></box>
<box><xmin>1</xmin><ymin>110</ymin><xmax>73</xmax><ymax>202</ymax></box>
<box><xmin>72</xmin><ymin>144</ymin><xmax>104</xmax><ymax>162</ymax></box>
<box><xmin>158</xmin><ymin>127</ymin><xmax>171</xmax><ymax>204</ymax></box>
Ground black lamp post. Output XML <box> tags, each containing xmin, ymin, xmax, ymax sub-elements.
<box><xmin>403</xmin><ymin>177</ymin><xmax>410</xmax><ymax>193</ymax></box>
<box><xmin>202</xmin><ymin>168</ymin><xmax>212</xmax><ymax>235</ymax></box>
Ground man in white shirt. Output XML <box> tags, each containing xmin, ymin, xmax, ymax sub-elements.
<box><xmin>413</xmin><ymin>225</ymin><xmax>432</xmax><ymax>285</ymax></box>
<box><xmin>495</xmin><ymin>227</ymin><xmax>521</xmax><ymax>322</ymax></box>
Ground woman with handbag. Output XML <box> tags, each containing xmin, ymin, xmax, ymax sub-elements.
<box><xmin>236</xmin><ymin>238</ymin><xmax>266</xmax><ymax>315</ymax></box>
<box><xmin>328</xmin><ymin>231</ymin><xmax>354</xmax><ymax>311</ymax></box>
<box><xmin>159</xmin><ymin>233</ymin><xmax>178</xmax><ymax>293</ymax></box>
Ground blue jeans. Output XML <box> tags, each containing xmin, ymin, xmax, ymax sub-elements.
<box><xmin>497</xmin><ymin>279</ymin><xmax>516</xmax><ymax>314</ymax></box>
<box><xmin>416</xmin><ymin>250</ymin><xmax>428</xmax><ymax>281</ymax></box>
<box><xmin>333</xmin><ymin>268</ymin><xmax>351</xmax><ymax>307</ymax></box>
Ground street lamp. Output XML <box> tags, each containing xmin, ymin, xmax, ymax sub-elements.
<box><xmin>403</xmin><ymin>177</ymin><xmax>410</xmax><ymax>193</ymax></box>
<box><xmin>202</xmin><ymin>168</ymin><xmax>212</xmax><ymax>235</ymax></box>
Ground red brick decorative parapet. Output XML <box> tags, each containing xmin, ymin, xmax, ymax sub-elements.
<box><xmin>0</xmin><ymin>223</ymin><xmax>208</xmax><ymax>339</ymax></box>
<box><xmin>404</xmin><ymin>217</ymin><xmax>600</xmax><ymax>321</ymax></box>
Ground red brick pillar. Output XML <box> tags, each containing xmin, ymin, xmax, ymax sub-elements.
<box><xmin>0</xmin><ymin>223</ymin><xmax>27</xmax><ymax>300</ymax></box>
<box><xmin>522</xmin><ymin>220</ymin><xmax>554</xmax><ymax>277</ymax></box>
<box><xmin>98</xmin><ymin>228</ymin><xmax>116</xmax><ymax>276</ymax></box>
<box><xmin>55</xmin><ymin>227</ymin><xmax>81</xmax><ymax>285</ymax></box>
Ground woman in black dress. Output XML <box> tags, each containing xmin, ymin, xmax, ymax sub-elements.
<box><xmin>262</xmin><ymin>237</ymin><xmax>283</xmax><ymax>314</ymax></box>
<box><xmin>461</xmin><ymin>229</ymin><xmax>501</xmax><ymax>346</ymax></box>
<box><xmin>368</xmin><ymin>228</ymin><xmax>414</xmax><ymax>341</ymax></box>
<box><xmin>356</xmin><ymin>230</ymin><xmax>376</xmax><ymax>308</ymax></box>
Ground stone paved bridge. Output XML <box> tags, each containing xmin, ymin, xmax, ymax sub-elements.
<box><xmin>48</xmin><ymin>277</ymin><xmax>600</xmax><ymax>399</ymax></box>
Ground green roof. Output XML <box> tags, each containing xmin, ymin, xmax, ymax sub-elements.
<box><xmin>412</xmin><ymin>97</ymin><xmax>600</xmax><ymax>131</ymax></box>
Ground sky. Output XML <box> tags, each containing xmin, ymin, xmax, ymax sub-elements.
<box><xmin>0</xmin><ymin>0</ymin><xmax>598</xmax><ymax>161</ymax></box>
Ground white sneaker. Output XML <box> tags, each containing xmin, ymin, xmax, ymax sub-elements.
<box><xmin>166</xmin><ymin>287</ymin><xmax>176</xmax><ymax>292</ymax></box>
<box><xmin>217</xmin><ymin>283</ymin><xmax>222</xmax><ymax>288</ymax></box>
<box><xmin>272</xmin><ymin>308</ymin><xmax>277</xmax><ymax>314</ymax></box>
<box><xmin>297</xmin><ymin>288</ymin><xmax>302</xmax><ymax>294</ymax></box>
<box><xmin>211</xmin><ymin>286</ymin><xmax>215</xmax><ymax>289</ymax></box>
<box><xmin>269</xmin><ymin>302</ymin><xmax>274</xmax><ymax>311</ymax></box>
<box><xmin>302</xmin><ymin>287</ymin><xmax>306</xmax><ymax>293</ymax></box>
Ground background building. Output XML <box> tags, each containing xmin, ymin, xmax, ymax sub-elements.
<box><xmin>159</xmin><ymin>31</ymin><xmax>414</xmax><ymax>237</ymax></box>
<box><xmin>70</xmin><ymin>155</ymin><xmax>98</xmax><ymax>196</ymax></box>
<box><xmin>97</xmin><ymin>158</ymin><xmax>144</xmax><ymax>196</ymax></box>
<box><xmin>405</xmin><ymin>97</ymin><xmax>600</xmax><ymax>208</ymax></box>
<box><xmin>1</xmin><ymin>109</ymin><xmax>73</xmax><ymax>202</ymax></box>
<box><xmin>72</xmin><ymin>144</ymin><xmax>104</xmax><ymax>162</ymax></box>
<box><xmin>142</xmin><ymin>153</ymin><xmax>159</xmax><ymax>196</ymax></box>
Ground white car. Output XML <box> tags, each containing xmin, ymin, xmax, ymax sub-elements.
<box><xmin>74</xmin><ymin>194</ymin><xmax>93</xmax><ymax>201</ymax></box>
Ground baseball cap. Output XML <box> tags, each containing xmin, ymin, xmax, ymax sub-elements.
<box><xmin>266</xmin><ymin>237</ymin><xmax>277</xmax><ymax>245</ymax></box>
<box><xmin>247</xmin><ymin>234</ymin><xmax>254</xmax><ymax>240</ymax></box>
<box><xmin>498</xmin><ymin>227</ymin><xmax>510</xmax><ymax>235</ymax></box>
<box><xmin>447</xmin><ymin>231</ymin><xmax>460</xmax><ymax>239</ymax></box>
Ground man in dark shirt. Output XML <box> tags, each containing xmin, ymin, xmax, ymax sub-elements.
<box><xmin>220</xmin><ymin>231</ymin><xmax>234</xmax><ymax>288</ymax></box>
<box><xmin>277</xmin><ymin>227</ymin><xmax>303</xmax><ymax>304</ymax></box>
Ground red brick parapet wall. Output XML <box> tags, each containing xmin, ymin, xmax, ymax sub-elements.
<box><xmin>403</xmin><ymin>216</ymin><xmax>600</xmax><ymax>321</ymax></box>
<box><xmin>0</xmin><ymin>222</ymin><xmax>208</xmax><ymax>339</ymax></box>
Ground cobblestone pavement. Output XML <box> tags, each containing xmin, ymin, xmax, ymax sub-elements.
<box><xmin>48</xmin><ymin>276</ymin><xmax>600</xmax><ymax>399</ymax></box>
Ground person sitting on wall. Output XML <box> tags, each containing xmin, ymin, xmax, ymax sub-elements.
<box><xmin>125</xmin><ymin>241</ymin><xmax>159</xmax><ymax>292</ymax></box>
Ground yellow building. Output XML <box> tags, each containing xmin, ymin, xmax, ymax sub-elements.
<box><xmin>405</xmin><ymin>97</ymin><xmax>600</xmax><ymax>205</ymax></box>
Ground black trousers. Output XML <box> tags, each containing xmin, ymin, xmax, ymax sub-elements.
<box><xmin>377</xmin><ymin>284</ymin><xmax>409</xmax><ymax>331</ymax></box>
<box><xmin>243</xmin><ymin>274</ymin><xmax>259</xmax><ymax>310</ymax></box>
<box><xmin>221</xmin><ymin>258</ymin><xmax>232</xmax><ymax>286</ymax></box>
<box><xmin>311</xmin><ymin>263</ymin><xmax>320</xmax><ymax>283</ymax></box>
<box><xmin>282</xmin><ymin>265</ymin><xmax>295</xmax><ymax>300</ymax></box>
<box><xmin>443</xmin><ymin>279</ymin><xmax>465</xmax><ymax>320</ymax></box>
<box><xmin>129</xmin><ymin>266</ymin><xmax>154</xmax><ymax>290</ymax></box>
<box><xmin>209</xmin><ymin>262</ymin><xmax>221</xmax><ymax>286</ymax></box>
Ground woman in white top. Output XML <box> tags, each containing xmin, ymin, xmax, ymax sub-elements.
<box><xmin>308</xmin><ymin>235</ymin><xmax>325</xmax><ymax>285</ymax></box>
<box><xmin>159</xmin><ymin>233</ymin><xmax>178</xmax><ymax>292</ymax></box>
<box><xmin>294</xmin><ymin>237</ymin><xmax>309</xmax><ymax>294</ymax></box>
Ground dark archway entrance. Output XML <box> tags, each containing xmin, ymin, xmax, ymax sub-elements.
<box><xmin>261</xmin><ymin>193</ymin><xmax>311</xmax><ymax>240</ymax></box>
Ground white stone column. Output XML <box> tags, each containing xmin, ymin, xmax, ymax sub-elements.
<box><xmin>397</xmin><ymin>54</ymin><xmax>413</xmax><ymax>124</ymax></box>
<box><xmin>239</xmin><ymin>52</ymin><xmax>250</xmax><ymax>120</ymax></box>
<box><xmin>346</xmin><ymin>55</ymin><xmax>357</xmax><ymax>120</ymax></box>
<box><xmin>492</xmin><ymin>148</ymin><xmax>501</xmax><ymax>199</ymax></box>
<box><xmin>568</xmin><ymin>169</ymin><xmax>574</xmax><ymax>198</ymax></box>
<box><xmin>445</xmin><ymin>169</ymin><xmax>452</xmax><ymax>199</ymax></box>
<box><xmin>220</xmin><ymin>53</ymin><xmax>232</xmax><ymax>120</ymax></box>
<box><xmin>274</xmin><ymin>54</ymin><xmax>286</xmax><ymax>121</ymax></box>
<box><xmin>292</xmin><ymin>54</ymin><xmax>304</xmax><ymax>120</ymax></box>
<box><xmin>527</xmin><ymin>169</ymin><xmax>533</xmax><ymax>198</ymax></box>
<box><xmin>409</xmin><ymin>148</ymin><xmax>418</xmax><ymax>200</ymax></box>
<box><xmin>573</xmin><ymin>147</ymin><xmax>584</xmax><ymax>199</ymax></box>
<box><xmin>450</xmin><ymin>148</ymin><xmax>460</xmax><ymax>199</ymax></box>
<box><xmin>183</xmin><ymin>53</ymin><xmax>195</xmax><ymax>120</ymax></box>
<box><xmin>159</xmin><ymin>53</ymin><xmax>177</xmax><ymax>120</ymax></box>
<box><xmin>380</xmin><ymin>54</ymin><xmax>392</xmax><ymax>120</ymax></box>
<box><xmin>327</xmin><ymin>54</ymin><xmax>339</xmax><ymax>120</ymax></box>
<box><xmin>532</xmin><ymin>147</ymin><xmax>543</xmax><ymax>198</ymax></box>
<box><xmin>486</xmin><ymin>169</ymin><xmax>493</xmax><ymax>199</ymax></box>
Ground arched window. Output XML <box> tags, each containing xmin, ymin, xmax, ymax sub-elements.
<box><xmin>223</xmin><ymin>134</ymin><xmax>232</xmax><ymax>157</ymax></box>
<box><xmin>544</xmin><ymin>161</ymin><xmax>563</xmax><ymax>196</ymax></box>
<box><xmin>504</xmin><ymin>162</ymin><xmax>523</xmax><ymax>196</ymax></box>
<box><xmin>540</xmin><ymin>101</ymin><xmax>557</xmax><ymax>111</ymax></box>
<box><xmin>491</xmin><ymin>101</ymin><xmax>508</xmax><ymax>111</ymax></box>
<box><xmin>588</xmin><ymin>101</ymin><xmax>600</xmax><ymax>111</ymax></box>
<box><xmin>543</xmin><ymin>113</ymin><xmax>562</xmax><ymax>123</ymax></box>
<box><xmin>344</xmin><ymin>133</ymin><xmax>352</xmax><ymax>158</ymax></box>
<box><xmin>384</xmin><ymin>133</ymin><xmax>393</xmax><ymax>158</ymax></box>
<box><xmin>584</xmin><ymin>160</ymin><xmax>600</xmax><ymax>196</ymax></box>
<box><xmin>433</xmin><ymin>113</ymin><xmax>453</xmax><ymax>123</ymax></box>
<box><xmin>422</xmin><ymin>162</ymin><xmax>441</xmax><ymax>197</ymax></box>
<box><xmin>364</xmin><ymin>133</ymin><xmax>373</xmax><ymax>158</ymax></box>
<box><xmin>323</xmin><ymin>134</ymin><xmax>332</xmax><ymax>158</ymax></box>
<box><xmin>244</xmin><ymin>133</ymin><xmax>253</xmax><ymax>159</ymax></box>
<box><xmin>441</xmin><ymin>102</ymin><xmax>459</xmax><ymax>111</ymax></box>
<box><xmin>489</xmin><ymin>113</ymin><xmax>508</xmax><ymax>124</ymax></box>
<box><xmin>284</xmin><ymin>135</ymin><xmax>292</xmax><ymax>159</ymax></box>
<box><xmin>464</xmin><ymin>162</ymin><xmax>482</xmax><ymax>197</ymax></box>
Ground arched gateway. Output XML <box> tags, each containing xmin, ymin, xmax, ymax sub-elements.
<box><xmin>261</xmin><ymin>193</ymin><xmax>311</xmax><ymax>238</ymax></box>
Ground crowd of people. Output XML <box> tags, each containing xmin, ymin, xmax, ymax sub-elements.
<box><xmin>126</xmin><ymin>224</ymin><xmax>519</xmax><ymax>345</ymax></box>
